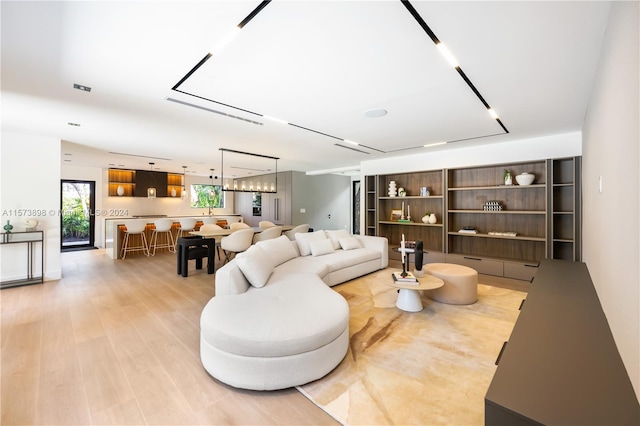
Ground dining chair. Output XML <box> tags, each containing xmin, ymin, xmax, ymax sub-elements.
<box><xmin>253</xmin><ymin>225</ymin><xmax>283</xmax><ymax>244</ymax></box>
<box><xmin>284</xmin><ymin>224</ymin><xmax>310</xmax><ymax>241</ymax></box>
<box><xmin>220</xmin><ymin>228</ymin><xmax>254</xmax><ymax>264</ymax></box>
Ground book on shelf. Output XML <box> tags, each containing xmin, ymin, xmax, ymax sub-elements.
<box><xmin>458</xmin><ymin>229</ymin><xmax>478</xmax><ymax>234</ymax></box>
<box><xmin>488</xmin><ymin>231</ymin><xmax>518</xmax><ymax>237</ymax></box>
<box><xmin>392</xmin><ymin>271</ymin><xmax>418</xmax><ymax>283</ymax></box>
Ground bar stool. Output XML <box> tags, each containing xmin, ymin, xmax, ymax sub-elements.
<box><xmin>120</xmin><ymin>220</ymin><xmax>149</xmax><ymax>259</ymax></box>
<box><xmin>175</xmin><ymin>218</ymin><xmax>197</xmax><ymax>249</ymax></box>
<box><xmin>149</xmin><ymin>218</ymin><xmax>176</xmax><ymax>256</ymax></box>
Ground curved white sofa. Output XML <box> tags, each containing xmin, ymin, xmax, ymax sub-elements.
<box><xmin>201</xmin><ymin>230</ymin><xmax>388</xmax><ymax>390</ymax></box>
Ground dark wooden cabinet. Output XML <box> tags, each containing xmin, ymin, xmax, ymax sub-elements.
<box><xmin>485</xmin><ymin>260</ymin><xmax>639</xmax><ymax>425</ymax></box>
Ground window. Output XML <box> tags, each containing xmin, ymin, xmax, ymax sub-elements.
<box><xmin>190</xmin><ymin>184</ymin><xmax>224</xmax><ymax>208</ymax></box>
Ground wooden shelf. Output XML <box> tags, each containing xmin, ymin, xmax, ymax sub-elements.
<box><xmin>379</xmin><ymin>221</ymin><xmax>443</xmax><ymax>227</ymax></box>
<box><xmin>448</xmin><ymin>184</ymin><xmax>545</xmax><ymax>191</ymax></box>
<box><xmin>449</xmin><ymin>210</ymin><xmax>545</xmax><ymax>215</ymax></box>
<box><xmin>448</xmin><ymin>232</ymin><xmax>546</xmax><ymax>242</ymax></box>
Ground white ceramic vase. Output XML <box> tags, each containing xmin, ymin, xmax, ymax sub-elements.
<box><xmin>422</xmin><ymin>215</ymin><xmax>430</xmax><ymax>223</ymax></box>
<box><xmin>428</xmin><ymin>213</ymin><xmax>437</xmax><ymax>224</ymax></box>
<box><xmin>388</xmin><ymin>181</ymin><xmax>397</xmax><ymax>197</ymax></box>
<box><xmin>116</xmin><ymin>185</ymin><xmax>125</xmax><ymax>196</ymax></box>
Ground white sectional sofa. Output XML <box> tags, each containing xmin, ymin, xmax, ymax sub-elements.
<box><xmin>200</xmin><ymin>230</ymin><xmax>388</xmax><ymax>390</ymax></box>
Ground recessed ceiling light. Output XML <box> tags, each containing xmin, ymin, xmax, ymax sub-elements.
<box><xmin>73</xmin><ymin>83</ymin><xmax>91</xmax><ymax>92</ymax></box>
<box><xmin>424</xmin><ymin>141</ymin><xmax>448</xmax><ymax>148</ymax></box>
<box><xmin>363</xmin><ymin>108</ymin><xmax>387</xmax><ymax>118</ymax></box>
<box><xmin>68</xmin><ymin>122</ymin><xmax>80</xmax><ymax>127</ymax></box>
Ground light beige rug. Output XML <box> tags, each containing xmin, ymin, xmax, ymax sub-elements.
<box><xmin>297</xmin><ymin>268</ymin><xmax>526</xmax><ymax>426</ymax></box>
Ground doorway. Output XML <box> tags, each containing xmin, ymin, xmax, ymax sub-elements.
<box><xmin>353</xmin><ymin>180</ymin><xmax>361</xmax><ymax>234</ymax></box>
<box><xmin>61</xmin><ymin>180</ymin><xmax>96</xmax><ymax>251</ymax></box>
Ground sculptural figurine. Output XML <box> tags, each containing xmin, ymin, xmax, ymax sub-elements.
<box><xmin>3</xmin><ymin>220</ymin><xmax>13</xmax><ymax>233</ymax></box>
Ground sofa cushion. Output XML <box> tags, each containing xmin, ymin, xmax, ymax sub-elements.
<box><xmin>339</xmin><ymin>236</ymin><xmax>362</xmax><ymax>250</ymax></box>
<box><xmin>235</xmin><ymin>245</ymin><xmax>274</xmax><ymax>288</ymax></box>
<box><xmin>201</xmin><ymin>277</ymin><xmax>349</xmax><ymax>357</ymax></box>
<box><xmin>325</xmin><ymin>229</ymin><xmax>351</xmax><ymax>250</ymax></box>
<box><xmin>305</xmin><ymin>248</ymin><xmax>381</xmax><ymax>273</ymax></box>
<box><xmin>270</xmin><ymin>257</ymin><xmax>330</xmax><ymax>282</ymax></box>
<box><xmin>255</xmin><ymin>235</ymin><xmax>298</xmax><ymax>266</ymax></box>
<box><xmin>310</xmin><ymin>238</ymin><xmax>335</xmax><ymax>257</ymax></box>
<box><xmin>295</xmin><ymin>230</ymin><xmax>327</xmax><ymax>256</ymax></box>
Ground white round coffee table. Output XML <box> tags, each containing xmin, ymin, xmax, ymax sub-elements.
<box><xmin>387</xmin><ymin>273</ymin><xmax>444</xmax><ymax>312</ymax></box>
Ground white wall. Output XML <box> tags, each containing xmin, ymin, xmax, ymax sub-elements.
<box><xmin>582</xmin><ymin>1</ymin><xmax>639</xmax><ymax>400</ymax></box>
<box><xmin>361</xmin><ymin>131</ymin><xmax>581</xmax><ymax>177</ymax></box>
<box><xmin>61</xmin><ymin>165</ymin><xmax>236</xmax><ymax>247</ymax></box>
<box><xmin>1</xmin><ymin>132</ymin><xmax>61</xmax><ymax>281</ymax></box>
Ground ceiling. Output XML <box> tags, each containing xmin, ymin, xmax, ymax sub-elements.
<box><xmin>1</xmin><ymin>1</ymin><xmax>610</xmax><ymax>178</ymax></box>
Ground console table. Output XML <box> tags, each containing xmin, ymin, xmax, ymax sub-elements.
<box><xmin>485</xmin><ymin>259</ymin><xmax>639</xmax><ymax>425</ymax></box>
<box><xmin>1</xmin><ymin>231</ymin><xmax>44</xmax><ymax>289</ymax></box>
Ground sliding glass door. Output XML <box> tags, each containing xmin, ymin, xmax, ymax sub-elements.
<box><xmin>61</xmin><ymin>180</ymin><xmax>95</xmax><ymax>250</ymax></box>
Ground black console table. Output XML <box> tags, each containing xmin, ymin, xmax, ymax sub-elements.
<box><xmin>485</xmin><ymin>259</ymin><xmax>639</xmax><ymax>425</ymax></box>
<box><xmin>1</xmin><ymin>231</ymin><xmax>44</xmax><ymax>289</ymax></box>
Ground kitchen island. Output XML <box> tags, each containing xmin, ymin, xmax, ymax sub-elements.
<box><xmin>104</xmin><ymin>215</ymin><xmax>243</xmax><ymax>259</ymax></box>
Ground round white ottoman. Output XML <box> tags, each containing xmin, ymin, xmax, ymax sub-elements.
<box><xmin>200</xmin><ymin>276</ymin><xmax>349</xmax><ymax>390</ymax></box>
<box><xmin>424</xmin><ymin>263</ymin><xmax>478</xmax><ymax>305</ymax></box>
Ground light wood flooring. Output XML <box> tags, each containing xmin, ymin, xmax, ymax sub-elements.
<box><xmin>1</xmin><ymin>249</ymin><xmax>338</xmax><ymax>425</ymax></box>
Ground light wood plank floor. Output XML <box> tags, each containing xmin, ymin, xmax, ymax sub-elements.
<box><xmin>1</xmin><ymin>249</ymin><xmax>338</xmax><ymax>425</ymax></box>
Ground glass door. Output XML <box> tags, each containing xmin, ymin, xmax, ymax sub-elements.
<box><xmin>61</xmin><ymin>180</ymin><xmax>95</xmax><ymax>250</ymax></box>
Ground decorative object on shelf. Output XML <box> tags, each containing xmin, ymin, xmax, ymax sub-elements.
<box><xmin>488</xmin><ymin>231</ymin><xmax>518</xmax><ymax>237</ymax></box>
<box><xmin>170</xmin><ymin>188</ymin><xmax>177</xmax><ymax>197</ymax></box>
<box><xmin>483</xmin><ymin>200</ymin><xmax>503</xmax><ymax>211</ymax></box>
<box><xmin>516</xmin><ymin>172</ymin><xmax>535</xmax><ymax>185</ymax></box>
<box><xmin>23</xmin><ymin>219</ymin><xmax>38</xmax><ymax>231</ymax></box>
<box><xmin>458</xmin><ymin>226</ymin><xmax>478</xmax><ymax>234</ymax></box>
<box><xmin>504</xmin><ymin>169</ymin><xmax>512</xmax><ymax>186</ymax></box>
<box><xmin>390</xmin><ymin>209</ymin><xmax>402</xmax><ymax>221</ymax></box>
<box><xmin>401</xmin><ymin>201</ymin><xmax>405</xmax><ymax>220</ymax></box>
<box><xmin>422</xmin><ymin>213</ymin><xmax>431</xmax><ymax>224</ymax></box>
<box><xmin>406</xmin><ymin>204</ymin><xmax>411</xmax><ymax>221</ymax></box>
<box><xmin>116</xmin><ymin>185</ymin><xmax>125</xmax><ymax>196</ymax></box>
<box><xmin>398</xmin><ymin>187</ymin><xmax>407</xmax><ymax>197</ymax></box>
<box><xmin>388</xmin><ymin>181</ymin><xmax>397</xmax><ymax>197</ymax></box>
<box><xmin>420</xmin><ymin>187</ymin><xmax>430</xmax><ymax>196</ymax></box>
<box><xmin>3</xmin><ymin>220</ymin><xmax>13</xmax><ymax>233</ymax></box>
<box><xmin>428</xmin><ymin>213</ymin><xmax>437</xmax><ymax>224</ymax></box>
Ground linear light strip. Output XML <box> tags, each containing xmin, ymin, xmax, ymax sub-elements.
<box><xmin>400</xmin><ymin>0</ymin><xmax>509</xmax><ymax>134</ymax></box>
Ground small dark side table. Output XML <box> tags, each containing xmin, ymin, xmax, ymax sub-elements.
<box><xmin>176</xmin><ymin>236</ymin><xmax>215</xmax><ymax>277</ymax></box>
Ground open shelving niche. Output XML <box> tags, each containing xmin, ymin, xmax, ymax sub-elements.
<box><xmin>108</xmin><ymin>168</ymin><xmax>184</xmax><ymax>198</ymax></box>
<box><xmin>364</xmin><ymin>157</ymin><xmax>581</xmax><ymax>281</ymax></box>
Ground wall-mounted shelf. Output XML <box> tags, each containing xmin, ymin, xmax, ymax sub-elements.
<box><xmin>365</xmin><ymin>156</ymin><xmax>581</xmax><ymax>281</ymax></box>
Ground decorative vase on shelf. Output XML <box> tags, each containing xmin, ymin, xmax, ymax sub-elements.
<box><xmin>170</xmin><ymin>188</ymin><xmax>177</xmax><ymax>197</ymax></box>
<box><xmin>388</xmin><ymin>181</ymin><xmax>397</xmax><ymax>197</ymax></box>
<box><xmin>422</xmin><ymin>215</ymin><xmax>430</xmax><ymax>224</ymax></box>
<box><xmin>428</xmin><ymin>213</ymin><xmax>437</xmax><ymax>224</ymax></box>
<box><xmin>504</xmin><ymin>169</ymin><xmax>512</xmax><ymax>186</ymax></box>
<box><xmin>3</xmin><ymin>220</ymin><xmax>13</xmax><ymax>233</ymax></box>
<box><xmin>116</xmin><ymin>185</ymin><xmax>125</xmax><ymax>196</ymax></box>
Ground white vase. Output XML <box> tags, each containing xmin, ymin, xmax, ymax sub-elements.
<box><xmin>388</xmin><ymin>181</ymin><xmax>397</xmax><ymax>197</ymax></box>
<box><xmin>422</xmin><ymin>215</ymin><xmax>430</xmax><ymax>223</ymax></box>
<box><xmin>505</xmin><ymin>175</ymin><xmax>512</xmax><ymax>186</ymax></box>
<box><xmin>428</xmin><ymin>213</ymin><xmax>437</xmax><ymax>224</ymax></box>
<box><xmin>170</xmin><ymin>188</ymin><xmax>177</xmax><ymax>197</ymax></box>
<box><xmin>116</xmin><ymin>185</ymin><xmax>124</xmax><ymax>196</ymax></box>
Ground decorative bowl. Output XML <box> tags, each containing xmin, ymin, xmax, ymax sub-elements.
<box><xmin>516</xmin><ymin>173</ymin><xmax>535</xmax><ymax>185</ymax></box>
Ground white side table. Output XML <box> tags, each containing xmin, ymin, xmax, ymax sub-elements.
<box><xmin>387</xmin><ymin>273</ymin><xmax>444</xmax><ymax>312</ymax></box>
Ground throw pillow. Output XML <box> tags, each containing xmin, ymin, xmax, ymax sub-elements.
<box><xmin>339</xmin><ymin>236</ymin><xmax>362</xmax><ymax>250</ymax></box>
<box><xmin>309</xmin><ymin>238</ymin><xmax>335</xmax><ymax>257</ymax></box>
<box><xmin>325</xmin><ymin>229</ymin><xmax>351</xmax><ymax>250</ymax></box>
<box><xmin>255</xmin><ymin>235</ymin><xmax>298</xmax><ymax>266</ymax></box>
<box><xmin>235</xmin><ymin>245</ymin><xmax>275</xmax><ymax>288</ymax></box>
<box><xmin>295</xmin><ymin>230</ymin><xmax>327</xmax><ymax>256</ymax></box>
